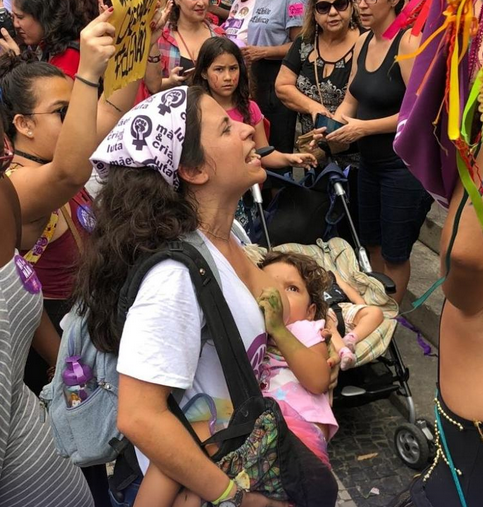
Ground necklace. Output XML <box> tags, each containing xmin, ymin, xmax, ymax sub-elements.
<box><xmin>14</xmin><ymin>149</ymin><xmax>51</xmax><ymax>165</ymax></box>
<box><xmin>177</xmin><ymin>28</ymin><xmax>198</xmax><ymax>65</ymax></box>
<box><xmin>201</xmin><ymin>228</ymin><xmax>231</xmax><ymax>242</ymax></box>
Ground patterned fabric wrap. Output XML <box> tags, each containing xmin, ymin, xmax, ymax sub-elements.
<box><xmin>90</xmin><ymin>87</ymin><xmax>188</xmax><ymax>189</ymax></box>
<box><xmin>216</xmin><ymin>410</ymin><xmax>288</xmax><ymax>501</ymax></box>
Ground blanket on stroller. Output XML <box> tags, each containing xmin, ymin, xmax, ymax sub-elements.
<box><xmin>246</xmin><ymin>237</ymin><xmax>398</xmax><ymax>367</ymax></box>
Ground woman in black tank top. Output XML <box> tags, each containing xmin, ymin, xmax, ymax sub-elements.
<box><xmin>323</xmin><ymin>0</ymin><xmax>432</xmax><ymax>305</ymax></box>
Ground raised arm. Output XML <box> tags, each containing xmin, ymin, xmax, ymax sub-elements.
<box><xmin>10</xmin><ymin>10</ymin><xmax>116</xmax><ymax>224</ymax></box>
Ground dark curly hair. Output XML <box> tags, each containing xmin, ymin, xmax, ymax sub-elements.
<box><xmin>192</xmin><ymin>38</ymin><xmax>252</xmax><ymax>126</ymax></box>
<box><xmin>74</xmin><ymin>86</ymin><xmax>207</xmax><ymax>354</ymax></box>
<box><xmin>15</xmin><ymin>0</ymin><xmax>84</xmax><ymax>57</ymax></box>
<box><xmin>259</xmin><ymin>251</ymin><xmax>331</xmax><ymax>320</ymax></box>
<box><xmin>0</xmin><ymin>51</ymin><xmax>66</xmax><ymax>141</ymax></box>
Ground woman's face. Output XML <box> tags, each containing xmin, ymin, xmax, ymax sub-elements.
<box><xmin>202</xmin><ymin>53</ymin><xmax>240</xmax><ymax>102</ymax></box>
<box><xmin>314</xmin><ymin>0</ymin><xmax>353</xmax><ymax>35</ymax></box>
<box><xmin>17</xmin><ymin>76</ymin><xmax>72</xmax><ymax>160</ymax></box>
<box><xmin>177</xmin><ymin>0</ymin><xmax>209</xmax><ymax>23</ymax></box>
<box><xmin>262</xmin><ymin>262</ymin><xmax>316</xmax><ymax>324</ymax></box>
<box><xmin>357</xmin><ymin>0</ymin><xmax>396</xmax><ymax>29</ymax></box>
<box><xmin>198</xmin><ymin>95</ymin><xmax>265</xmax><ymax>195</ymax></box>
<box><xmin>12</xmin><ymin>0</ymin><xmax>44</xmax><ymax>46</ymax></box>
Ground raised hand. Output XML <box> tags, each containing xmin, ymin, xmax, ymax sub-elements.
<box><xmin>77</xmin><ymin>7</ymin><xmax>116</xmax><ymax>83</ymax></box>
<box><xmin>0</xmin><ymin>27</ymin><xmax>20</xmax><ymax>55</ymax></box>
<box><xmin>150</xmin><ymin>0</ymin><xmax>173</xmax><ymax>47</ymax></box>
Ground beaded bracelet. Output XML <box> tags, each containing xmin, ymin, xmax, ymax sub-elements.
<box><xmin>75</xmin><ymin>74</ymin><xmax>100</xmax><ymax>88</ymax></box>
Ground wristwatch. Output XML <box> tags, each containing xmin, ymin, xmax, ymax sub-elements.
<box><xmin>219</xmin><ymin>486</ymin><xmax>245</xmax><ymax>507</ymax></box>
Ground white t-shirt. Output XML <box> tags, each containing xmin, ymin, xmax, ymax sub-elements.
<box><xmin>117</xmin><ymin>233</ymin><xmax>267</xmax><ymax>473</ymax></box>
<box><xmin>222</xmin><ymin>0</ymin><xmax>256</xmax><ymax>45</ymax></box>
<box><xmin>247</xmin><ymin>0</ymin><xmax>306</xmax><ymax>47</ymax></box>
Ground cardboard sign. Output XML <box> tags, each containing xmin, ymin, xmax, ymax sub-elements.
<box><xmin>104</xmin><ymin>0</ymin><xmax>157</xmax><ymax>97</ymax></box>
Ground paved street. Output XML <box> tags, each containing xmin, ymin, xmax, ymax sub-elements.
<box><xmin>329</xmin><ymin>323</ymin><xmax>439</xmax><ymax>506</ymax></box>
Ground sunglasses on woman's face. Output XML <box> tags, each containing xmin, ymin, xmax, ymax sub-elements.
<box><xmin>315</xmin><ymin>0</ymin><xmax>350</xmax><ymax>15</ymax></box>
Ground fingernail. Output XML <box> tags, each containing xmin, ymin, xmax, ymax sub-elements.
<box><xmin>108</xmin><ymin>6</ymin><xmax>114</xmax><ymax>11</ymax></box>
<box><xmin>150</xmin><ymin>21</ymin><xmax>155</xmax><ymax>28</ymax></box>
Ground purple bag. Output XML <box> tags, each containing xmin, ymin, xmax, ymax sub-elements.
<box><xmin>393</xmin><ymin>0</ymin><xmax>469</xmax><ymax>209</ymax></box>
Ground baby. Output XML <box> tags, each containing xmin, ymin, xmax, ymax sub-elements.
<box><xmin>257</xmin><ymin>251</ymin><xmax>385</xmax><ymax>457</ymax></box>
<box><xmin>257</xmin><ymin>251</ymin><xmax>339</xmax><ymax>464</ymax></box>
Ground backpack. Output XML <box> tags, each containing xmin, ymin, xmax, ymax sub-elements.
<box><xmin>39</xmin><ymin>232</ymin><xmax>218</xmax><ymax>468</ymax></box>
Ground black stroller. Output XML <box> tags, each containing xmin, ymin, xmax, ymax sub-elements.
<box><xmin>242</xmin><ymin>155</ymin><xmax>436</xmax><ymax>471</ymax></box>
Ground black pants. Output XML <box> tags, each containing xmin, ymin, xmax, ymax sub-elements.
<box><xmin>390</xmin><ymin>392</ymin><xmax>483</xmax><ymax>507</ymax></box>
<box><xmin>26</xmin><ymin>299</ymin><xmax>111</xmax><ymax>507</ymax></box>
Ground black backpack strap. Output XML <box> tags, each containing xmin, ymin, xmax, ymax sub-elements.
<box><xmin>113</xmin><ymin>240</ymin><xmax>263</xmax><ymax>495</ymax></box>
<box><xmin>118</xmin><ymin>241</ymin><xmax>261</xmax><ymax>406</ymax></box>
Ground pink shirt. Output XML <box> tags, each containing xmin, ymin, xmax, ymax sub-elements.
<box><xmin>226</xmin><ymin>100</ymin><xmax>264</xmax><ymax>127</ymax></box>
<box><xmin>261</xmin><ymin>319</ymin><xmax>339</xmax><ymax>440</ymax></box>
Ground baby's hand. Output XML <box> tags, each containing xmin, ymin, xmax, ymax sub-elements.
<box><xmin>257</xmin><ymin>288</ymin><xmax>286</xmax><ymax>337</ymax></box>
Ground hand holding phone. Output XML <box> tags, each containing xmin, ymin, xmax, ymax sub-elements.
<box><xmin>314</xmin><ymin>113</ymin><xmax>345</xmax><ymax>134</ymax></box>
<box><xmin>180</xmin><ymin>67</ymin><xmax>195</xmax><ymax>77</ymax></box>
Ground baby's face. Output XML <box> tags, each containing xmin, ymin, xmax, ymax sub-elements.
<box><xmin>262</xmin><ymin>262</ymin><xmax>315</xmax><ymax>324</ymax></box>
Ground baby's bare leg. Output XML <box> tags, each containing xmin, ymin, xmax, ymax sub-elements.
<box><xmin>348</xmin><ymin>306</ymin><xmax>384</xmax><ymax>342</ymax></box>
<box><xmin>134</xmin><ymin>463</ymin><xmax>181</xmax><ymax>507</ymax></box>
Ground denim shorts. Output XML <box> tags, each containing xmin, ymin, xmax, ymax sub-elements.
<box><xmin>109</xmin><ymin>477</ymin><xmax>141</xmax><ymax>507</ymax></box>
<box><xmin>357</xmin><ymin>158</ymin><xmax>433</xmax><ymax>263</ymax></box>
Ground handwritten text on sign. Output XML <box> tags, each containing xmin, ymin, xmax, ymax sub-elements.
<box><xmin>104</xmin><ymin>0</ymin><xmax>156</xmax><ymax>97</ymax></box>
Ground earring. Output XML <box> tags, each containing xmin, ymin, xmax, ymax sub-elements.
<box><xmin>315</xmin><ymin>23</ymin><xmax>319</xmax><ymax>40</ymax></box>
<box><xmin>27</xmin><ymin>131</ymin><xmax>33</xmax><ymax>138</ymax></box>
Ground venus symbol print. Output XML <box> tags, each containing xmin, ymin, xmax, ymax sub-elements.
<box><xmin>158</xmin><ymin>88</ymin><xmax>187</xmax><ymax>115</ymax></box>
<box><xmin>131</xmin><ymin>115</ymin><xmax>153</xmax><ymax>150</ymax></box>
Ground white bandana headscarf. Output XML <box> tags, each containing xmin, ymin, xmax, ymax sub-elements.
<box><xmin>90</xmin><ymin>86</ymin><xmax>188</xmax><ymax>190</ymax></box>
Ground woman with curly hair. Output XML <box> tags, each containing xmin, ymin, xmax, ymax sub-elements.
<box><xmin>1</xmin><ymin>0</ymin><xmax>84</xmax><ymax>79</ymax></box>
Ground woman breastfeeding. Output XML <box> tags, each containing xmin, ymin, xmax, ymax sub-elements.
<box><xmin>75</xmin><ymin>85</ymin><xmax>337</xmax><ymax>505</ymax></box>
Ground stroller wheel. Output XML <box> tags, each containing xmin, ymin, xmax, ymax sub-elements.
<box><xmin>394</xmin><ymin>422</ymin><xmax>430</xmax><ymax>470</ymax></box>
<box><xmin>415</xmin><ymin>417</ymin><xmax>436</xmax><ymax>460</ymax></box>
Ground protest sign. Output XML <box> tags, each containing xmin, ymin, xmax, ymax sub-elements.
<box><xmin>104</xmin><ymin>0</ymin><xmax>157</xmax><ymax>97</ymax></box>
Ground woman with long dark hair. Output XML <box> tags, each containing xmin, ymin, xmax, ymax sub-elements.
<box><xmin>74</xmin><ymin>84</ymin><xmax>336</xmax><ymax>505</ymax></box>
<box><xmin>1</xmin><ymin>0</ymin><xmax>84</xmax><ymax>79</ymax></box>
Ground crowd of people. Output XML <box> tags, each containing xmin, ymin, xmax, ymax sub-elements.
<box><xmin>0</xmin><ymin>0</ymin><xmax>481</xmax><ymax>506</ymax></box>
